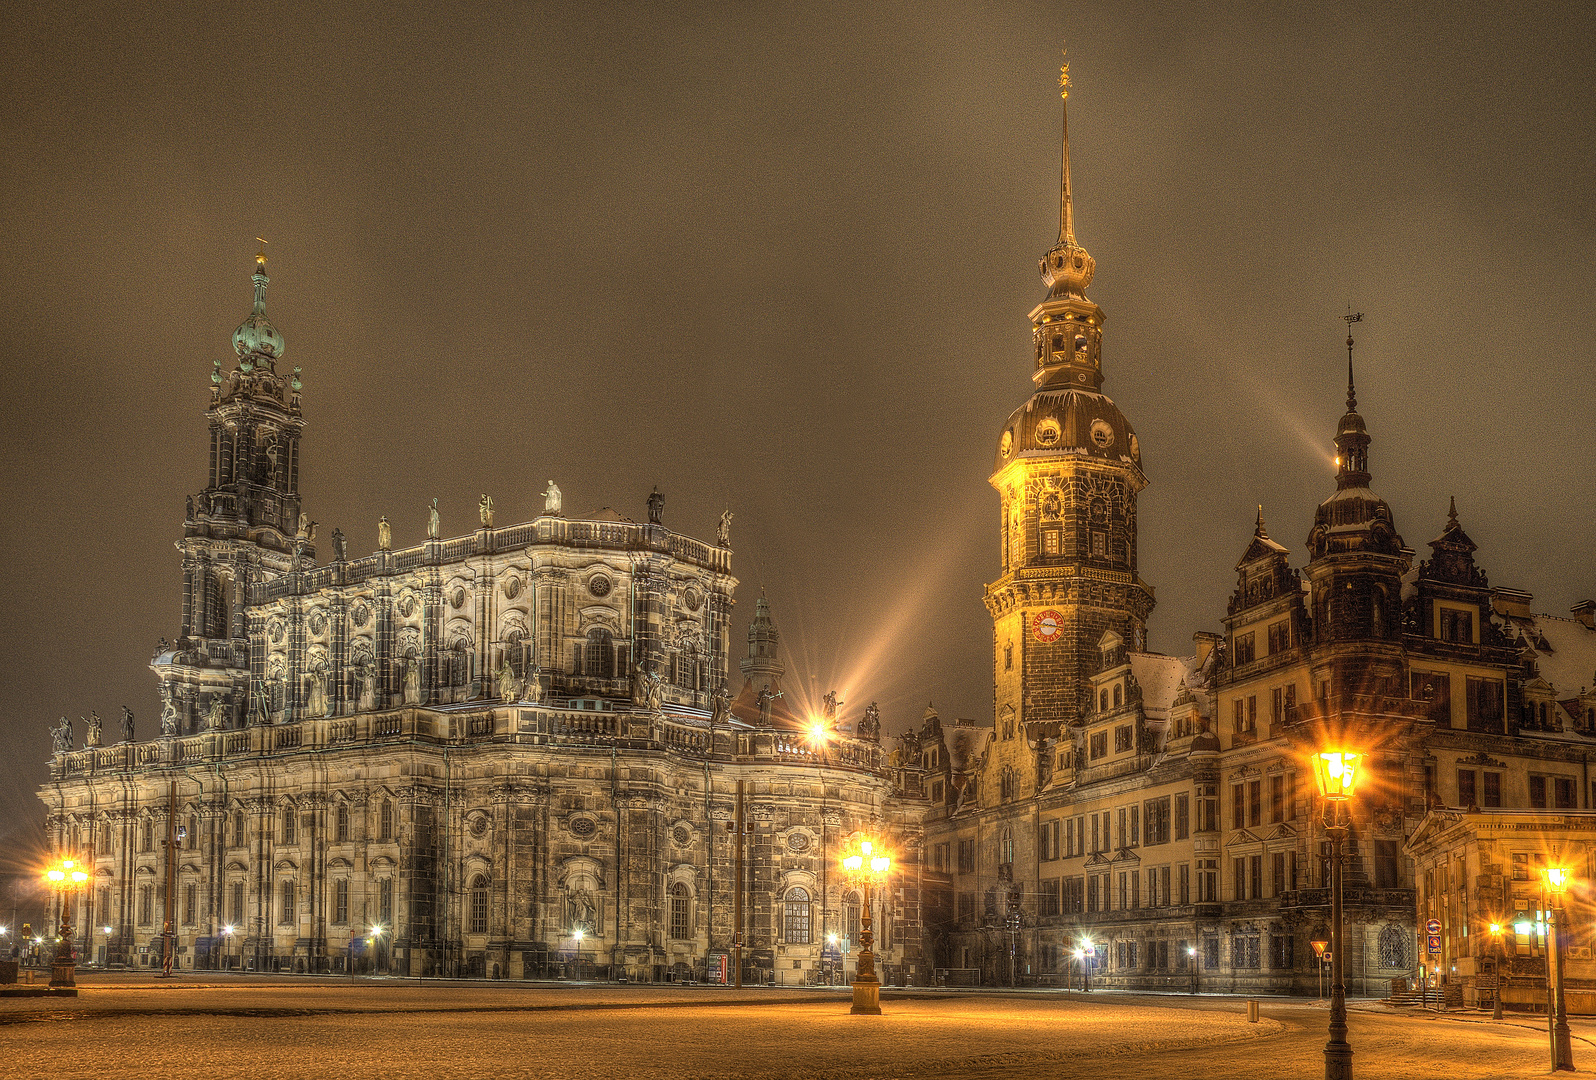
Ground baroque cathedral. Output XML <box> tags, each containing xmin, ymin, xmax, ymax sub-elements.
<box><xmin>913</xmin><ymin>67</ymin><xmax>1596</xmax><ymax>997</ymax></box>
<box><xmin>39</xmin><ymin>249</ymin><xmax>927</xmax><ymax>982</ymax></box>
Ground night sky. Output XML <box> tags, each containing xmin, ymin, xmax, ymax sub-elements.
<box><xmin>2</xmin><ymin>1</ymin><xmax>1592</xmax><ymax>842</ymax></box>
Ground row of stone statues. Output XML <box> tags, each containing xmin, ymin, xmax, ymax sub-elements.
<box><xmin>50</xmin><ymin>706</ymin><xmax>136</xmax><ymax>752</ymax></box>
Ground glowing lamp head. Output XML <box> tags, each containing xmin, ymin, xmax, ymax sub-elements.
<box><xmin>1489</xmin><ymin>923</ymin><xmax>1502</xmax><ymax>935</ymax></box>
<box><xmin>574</xmin><ymin>929</ymin><xmax>584</xmax><ymax>942</ymax></box>
<box><xmin>843</xmin><ymin>854</ymin><xmax>863</xmax><ymax>872</ymax></box>
<box><xmin>1313</xmin><ymin>751</ymin><xmax>1361</xmax><ymax>801</ymax></box>
<box><xmin>870</xmin><ymin>856</ymin><xmax>891</xmax><ymax>874</ymax></box>
<box><xmin>46</xmin><ymin>869</ymin><xmax>64</xmax><ymax>884</ymax></box>
<box><xmin>103</xmin><ymin>926</ymin><xmax>112</xmax><ymax>935</ymax></box>
<box><xmin>861</xmin><ymin>841</ymin><xmax>873</xmax><ymax>857</ymax></box>
<box><xmin>1545</xmin><ymin>867</ymin><xmax>1571</xmax><ymax>893</ymax></box>
<box><xmin>71</xmin><ymin>870</ymin><xmax>87</xmax><ymax>884</ymax></box>
<box><xmin>827</xmin><ymin>934</ymin><xmax>838</xmax><ymax>945</ymax></box>
<box><xmin>222</xmin><ymin>924</ymin><xmax>234</xmax><ymax>937</ymax></box>
<box><xmin>809</xmin><ymin>721</ymin><xmax>828</xmax><ymax>744</ymax></box>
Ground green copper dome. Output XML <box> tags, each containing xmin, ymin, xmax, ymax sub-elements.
<box><xmin>232</xmin><ymin>254</ymin><xmax>284</xmax><ymax>360</ymax></box>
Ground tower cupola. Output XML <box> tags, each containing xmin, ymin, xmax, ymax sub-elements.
<box><xmin>232</xmin><ymin>248</ymin><xmax>285</xmax><ymax>366</ymax></box>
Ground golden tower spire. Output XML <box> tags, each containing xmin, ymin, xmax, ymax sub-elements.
<box><xmin>1059</xmin><ymin>50</ymin><xmax>1074</xmax><ymax>245</ymax></box>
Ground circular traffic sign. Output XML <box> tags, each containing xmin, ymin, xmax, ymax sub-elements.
<box><xmin>1425</xmin><ymin>918</ymin><xmax>1441</xmax><ymax>935</ymax></box>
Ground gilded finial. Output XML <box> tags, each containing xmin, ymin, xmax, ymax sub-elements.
<box><xmin>1059</xmin><ymin>48</ymin><xmax>1070</xmax><ymax>101</ymax></box>
<box><xmin>255</xmin><ymin>236</ymin><xmax>268</xmax><ymax>268</ymax></box>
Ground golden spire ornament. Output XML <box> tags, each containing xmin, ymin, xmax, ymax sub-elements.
<box><xmin>1060</xmin><ymin>50</ymin><xmax>1069</xmax><ymax>100</ymax></box>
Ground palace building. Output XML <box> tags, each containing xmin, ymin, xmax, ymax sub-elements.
<box><xmin>38</xmin><ymin>252</ymin><xmax>928</xmax><ymax>983</ymax></box>
<box><xmin>919</xmin><ymin>70</ymin><xmax>1596</xmax><ymax>995</ymax></box>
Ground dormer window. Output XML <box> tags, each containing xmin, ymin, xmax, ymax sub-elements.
<box><xmin>1440</xmin><ymin>607</ymin><xmax>1474</xmax><ymax>643</ymax></box>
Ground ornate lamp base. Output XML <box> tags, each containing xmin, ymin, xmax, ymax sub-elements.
<box><xmin>850</xmin><ymin>976</ymin><xmax>881</xmax><ymax>1015</ymax></box>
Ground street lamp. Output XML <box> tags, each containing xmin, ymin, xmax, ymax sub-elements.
<box><xmin>1487</xmin><ymin>923</ymin><xmax>1504</xmax><ymax>1020</ymax></box>
<box><xmin>1312</xmin><ymin>749</ymin><xmax>1361</xmax><ymax>1080</ymax></box>
<box><xmin>840</xmin><ymin>839</ymin><xmax>892</xmax><ymax>1015</ymax></box>
<box><xmin>1543</xmin><ymin>867</ymin><xmax>1574</xmax><ymax>1072</ymax></box>
<box><xmin>221</xmin><ymin>924</ymin><xmax>235</xmax><ymax>972</ymax></box>
<box><xmin>43</xmin><ymin>857</ymin><xmax>89</xmax><ymax>989</ymax></box>
<box><xmin>1188</xmin><ymin>946</ymin><xmax>1198</xmax><ymax>995</ymax></box>
<box><xmin>369</xmin><ymin>925</ymin><xmax>386</xmax><ymax>975</ymax></box>
<box><xmin>1078</xmin><ymin>938</ymin><xmax>1095</xmax><ymax>992</ymax></box>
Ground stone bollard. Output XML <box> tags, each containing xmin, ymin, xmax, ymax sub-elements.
<box><xmin>1247</xmin><ymin>999</ymin><xmax>1259</xmax><ymax>1023</ymax></box>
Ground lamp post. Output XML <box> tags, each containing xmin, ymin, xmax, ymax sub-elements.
<box><xmin>369</xmin><ymin>925</ymin><xmax>386</xmax><ymax>975</ymax></box>
<box><xmin>1188</xmin><ymin>946</ymin><xmax>1198</xmax><ymax>995</ymax></box>
<box><xmin>840</xmin><ymin>839</ymin><xmax>891</xmax><ymax>1015</ymax></box>
<box><xmin>1543</xmin><ymin>867</ymin><xmax>1575</xmax><ymax>1072</ymax></box>
<box><xmin>1311</xmin><ymin>939</ymin><xmax>1329</xmax><ymax>1001</ymax></box>
<box><xmin>44</xmin><ymin>857</ymin><xmax>89</xmax><ymax>989</ymax></box>
<box><xmin>221</xmin><ymin>924</ymin><xmax>234</xmax><ymax>972</ymax></box>
<box><xmin>1487</xmin><ymin>923</ymin><xmax>1504</xmax><ymax>1020</ymax></box>
<box><xmin>1078</xmin><ymin>938</ymin><xmax>1094</xmax><ymax>992</ymax></box>
<box><xmin>1312</xmin><ymin>749</ymin><xmax>1360</xmax><ymax>1080</ymax></box>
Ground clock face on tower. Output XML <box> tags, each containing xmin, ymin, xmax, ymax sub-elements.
<box><xmin>1032</xmin><ymin>609</ymin><xmax>1064</xmax><ymax>642</ymax></box>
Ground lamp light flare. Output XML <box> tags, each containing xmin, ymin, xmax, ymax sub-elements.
<box><xmin>1546</xmin><ymin>866</ymin><xmax>1571</xmax><ymax>893</ymax></box>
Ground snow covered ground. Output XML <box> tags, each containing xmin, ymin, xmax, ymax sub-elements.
<box><xmin>0</xmin><ymin>977</ymin><xmax>1584</xmax><ymax>1079</ymax></box>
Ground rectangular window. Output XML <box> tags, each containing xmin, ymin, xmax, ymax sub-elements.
<box><xmin>1090</xmin><ymin>730</ymin><xmax>1108</xmax><ymax>760</ymax></box>
<box><xmin>1248</xmin><ymin>780</ymin><xmax>1262</xmax><ymax>827</ymax></box>
<box><xmin>335</xmin><ymin>879</ymin><xmax>349</xmax><ymax>924</ymax></box>
<box><xmin>1483</xmin><ymin>772</ymin><xmax>1501</xmax><ymax>807</ymax></box>
<box><xmin>280</xmin><ymin>879</ymin><xmax>295</xmax><ymax>925</ymax></box>
<box><xmin>1199</xmin><ymin>860</ymin><xmax>1218</xmax><ymax>902</ymax></box>
<box><xmin>1267</xmin><ymin>621</ymin><xmax>1289</xmax><ymax>655</ymax></box>
<box><xmin>1174</xmin><ymin>793</ymin><xmax>1190</xmax><ymax>840</ymax></box>
<box><xmin>1412</xmin><ymin>671</ymin><xmax>1452</xmax><ymax>724</ymax></box>
<box><xmin>1129</xmin><ymin>805</ymin><xmax>1140</xmax><ymax>846</ymax></box>
<box><xmin>379</xmin><ymin>879</ymin><xmax>394</xmax><ymax>925</ymax></box>
<box><xmin>1064</xmin><ymin>820</ymin><xmax>1074</xmax><ymax>859</ymax></box>
<box><xmin>1091</xmin><ymin>816</ymin><xmax>1101</xmax><ymax>854</ymax></box>
<box><xmin>1179</xmin><ymin>864</ymin><xmax>1190</xmax><ymax>904</ymax></box>
<box><xmin>1270</xmin><ymin>775</ymin><xmax>1284</xmax><ymax>823</ymax></box>
<box><xmin>1114</xmin><ymin>725</ymin><xmax>1134</xmax><ymax>752</ymax></box>
<box><xmin>1130</xmin><ymin>870</ymin><xmax>1140</xmax><ymax>909</ymax></box>
<box><xmin>1458</xmin><ymin>769</ymin><xmax>1477</xmax><ymax>807</ymax></box>
<box><xmin>957</xmin><ymin>892</ymin><xmax>975</xmax><ymax>925</ymax></box>
<box><xmin>1271</xmin><ymin>687</ymin><xmax>1283</xmax><ymax>725</ymax></box>
<box><xmin>231</xmin><ymin>881</ymin><xmax>244</xmax><ymax>924</ymax></box>
<box><xmin>1272</xmin><ymin>852</ymin><xmax>1286</xmax><ymax>896</ymax></box>
<box><xmin>282</xmin><ymin>809</ymin><xmax>296</xmax><ymax>846</ymax></box>
<box><xmin>1234</xmin><ymin>632</ymin><xmax>1256</xmax><ymax>665</ymax></box>
<box><xmin>1086</xmin><ymin>876</ymin><xmax>1099</xmax><ymax>913</ymax></box>
<box><xmin>1144</xmin><ymin>797</ymin><xmax>1170</xmax><ymax>845</ymax></box>
<box><xmin>1232</xmin><ymin>784</ymin><xmax>1245</xmax><ymax>830</ymax></box>
<box><xmin>1118</xmin><ymin>872</ymin><xmax>1128</xmax><ymax>910</ymax></box>
<box><xmin>957</xmin><ymin>839</ymin><xmax>976</xmax><ymax>874</ymax></box>
<box><xmin>1042</xmin><ymin>528</ymin><xmax>1061</xmax><ymax>556</ymax></box>
<box><xmin>1247</xmin><ymin>696</ymin><xmax>1257</xmax><ymax>732</ymax></box>
<box><xmin>1511</xmin><ymin>853</ymin><xmax>1530</xmax><ymax>882</ymax></box>
<box><xmin>1040</xmin><ymin>879</ymin><xmax>1061</xmax><ymax>917</ymax></box>
<box><xmin>182</xmin><ymin>883</ymin><xmax>196</xmax><ymax>926</ymax></box>
<box><xmin>1555</xmin><ymin>777</ymin><xmax>1577</xmax><ymax>809</ymax></box>
<box><xmin>1233</xmin><ymin>699</ymin><xmax>1245</xmax><ymax>732</ymax></box>
<box><xmin>1466</xmin><ymin>677</ymin><xmax>1504</xmax><ymax>732</ymax></box>
<box><xmin>1091</xmin><ymin>531</ymin><xmax>1106</xmax><ymax>557</ymax></box>
<box><xmin>1233</xmin><ymin>857</ymin><xmax>1247</xmax><ymax>901</ymax></box>
<box><xmin>1530</xmin><ymin>776</ymin><xmax>1548</xmax><ymax>809</ymax></box>
<box><xmin>1441</xmin><ymin>607</ymin><xmax>1474</xmax><ymax>643</ymax></box>
<box><xmin>1250</xmin><ymin>855</ymin><xmax>1262</xmax><ymax>900</ymax></box>
<box><xmin>1375</xmin><ymin>840</ymin><xmax>1401</xmax><ymax>889</ymax></box>
<box><xmin>1199</xmin><ymin>786</ymin><xmax>1218</xmax><ymax>832</ymax></box>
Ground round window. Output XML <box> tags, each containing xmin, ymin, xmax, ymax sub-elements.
<box><xmin>569</xmin><ymin>816</ymin><xmax>597</xmax><ymax>838</ymax></box>
<box><xmin>1035</xmin><ymin>418</ymin><xmax>1061</xmax><ymax>446</ymax></box>
<box><xmin>589</xmin><ymin>575</ymin><xmax>611</xmax><ymax>599</ymax></box>
<box><xmin>1089</xmin><ymin>420</ymin><xmax>1115</xmax><ymax>449</ymax></box>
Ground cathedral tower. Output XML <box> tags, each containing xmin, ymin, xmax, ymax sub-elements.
<box><xmin>152</xmin><ymin>247</ymin><xmax>306</xmax><ymax>734</ymax></box>
<box><xmin>984</xmin><ymin>63</ymin><xmax>1156</xmax><ymax>742</ymax></box>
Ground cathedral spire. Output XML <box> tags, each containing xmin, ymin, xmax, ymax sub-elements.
<box><xmin>233</xmin><ymin>238</ymin><xmax>285</xmax><ymax>366</ymax></box>
<box><xmin>1333</xmin><ymin>312</ymin><xmax>1369</xmax><ymax>489</ymax></box>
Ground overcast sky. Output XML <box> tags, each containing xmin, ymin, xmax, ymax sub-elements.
<box><xmin>2</xmin><ymin>1</ymin><xmax>1592</xmax><ymax>843</ymax></box>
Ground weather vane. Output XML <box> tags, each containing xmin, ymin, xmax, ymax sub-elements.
<box><xmin>1059</xmin><ymin>47</ymin><xmax>1070</xmax><ymax>100</ymax></box>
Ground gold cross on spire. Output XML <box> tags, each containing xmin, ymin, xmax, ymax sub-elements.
<box><xmin>255</xmin><ymin>236</ymin><xmax>269</xmax><ymax>266</ymax></box>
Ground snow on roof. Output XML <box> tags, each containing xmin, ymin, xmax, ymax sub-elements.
<box><xmin>1528</xmin><ymin>614</ymin><xmax>1596</xmax><ymax>698</ymax></box>
<box><xmin>1129</xmin><ymin>652</ymin><xmax>1198</xmax><ymax>719</ymax></box>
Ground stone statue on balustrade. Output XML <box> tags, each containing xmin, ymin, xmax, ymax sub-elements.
<box><xmin>377</xmin><ymin>516</ymin><xmax>392</xmax><ymax>551</ymax></box>
<box><xmin>427</xmin><ymin>499</ymin><xmax>440</xmax><ymax>540</ymax></box>
<box><xmin>710</xmin><ymin>687</ymin><xmax>731</xmax><ymax>728</ymax></box>
<box><xmin>51</xmin><ymin>716</ymin><xmax>72</xmax><ymax>753</ymax></box>
<box><xmin>161</xmin><ymin>698</ymin><xmax>179</xmax><ymax>736</ymax></box>
<box><xmin>84</xmin><ymin>711</ymin><xmax>102</xmax><ymax>748</ymax></box>
<box><xmin>858</xmin><ymin>701</ymin><xmax>881</xmax><ymax>743</ymax></box>
<box><xmin>757</xmin><ymin>686</ymin><xmax>782</xmax><ymax>726</ymax></box>
<box><xmin>524</xmin><ymin>665</ymin><xmax>544</xmax><ymax>705</ymax></box>
<box><xmin>205</xmin><ymin>697</ymin><xmax>226</xmax><ymax>731</ymax></box>
<box><xmin>495</xmin><ymin>659</ymin><xmax>522</xmax><ymax>703</ymax></box>
<box><xmin>822</xmin><ymin>690</ymin><xmax>841</xmax><ymax>721</ymax></box>
<box><xmin>121</xmin><ymin>706</ymin><xmax>135</xmax><ymax>743</ymax></box>
<box><xmin>717</xmin><ymin>510</ymin><xmax>733</xmax><ymax>547</ymax></box>
<box><xmin>543</xmin><ymin>480</ymin><xmax>562</xmax><ymax>516</ymax></box>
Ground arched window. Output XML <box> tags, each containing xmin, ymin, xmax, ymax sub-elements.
<box><xmin>843</xmin><ymin>890</ymin><xmax>861</xmax><ymax>946</ymax></box>
<box><xmin>282</xmin><ymin>808</ymin><xmax>296</xmax><ymax>845</ymax></box>
<box><xmin>1000</xmin><ymin>829</ymin><xmax>1014</xmax><ymax>866</ymax></box>
<box><xmin>783</xmin><ymin>887</ymin><xmax>811</xmax><ymax>944</ymax></box>
<box><xmin>336</xmin><ymin>803</ymin><xmax>350</xmax><ymax>843</ymax></box>
<box><xmin>1377</xmin><ymin>924</ymin><xmax>1407</xmax><ymax>969</ymax></box>
<box><xmin>585</xmin><ymin>628</ymin><xmax>615</xmax><ymax>679</ymax></box>
<box><xmin>140</xmin><ymin>819</ymin><xmax>153</xmax><ymax>853</ymax></box>
<box><xmin>1113</xmin><ymin>684</ymin><xmax>1123</xmax><ymax>708</ymax></box>
<box><xmin>1100</xmin><ymin>689</ymin><xmax>1108</xmax><ymax>712</ymax></box>
<box><xmin>233</xmin><ymin>810</ymin><xmax>246</xmax><ymax>848</ymax></box>
<box><xmin>668</xmin><ymin>882</ymin><xmax>690</xmax><ymax>940</ymax></box>
<box><xmin>280</xmin><ymin>879</ymin><xmax>295</xmax><ymax>925</ymax></box>
<box><xmin>1000</xmin><ymin>768</ymin><xmax>1015</xmax><ymax>802</ymax></box>
<box><xmin>469</xmin><ymin>874</ymin><xmax>489</xmax><ymax>934</ymax></box>
<box><xmin>379</xmin><ymin>800</ymin><xmax>394</xmax><ymax>841</ymax></box>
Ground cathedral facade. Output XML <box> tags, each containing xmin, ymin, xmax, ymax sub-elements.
<box><xmin>39</xmin><ymin>255</ymin><xmax>928</xmax><ymax>983</ymax></box>
<box><xmin>920</xmin><ymin>73</ymin><xmax>1596</xmax><ymax>995</ymax></box>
